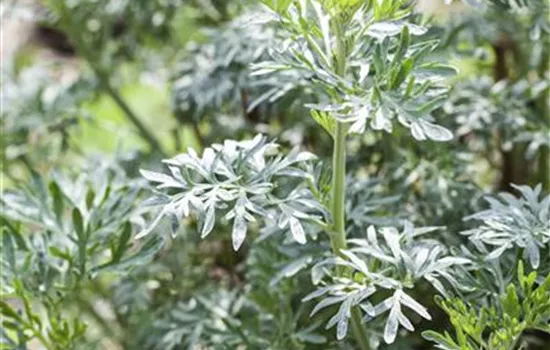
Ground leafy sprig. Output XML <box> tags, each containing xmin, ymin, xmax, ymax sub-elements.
<box><xmin>423</xmin><ymin>260</ymin><xmax>550</xmax><ymax>350</ymax></box>
<box><xmin>462</xmin><ymin>184</ymin><xmax>550</xmax><ymax>270</ymax></box>
<box><xmin>139</xmin><ymin>134</ymin><xmax>324</xmax><ymax>250</ymax></box>
<box><xmin>253</xmin><ymin>0</ymin><xmax>456</xmax><ymax>142</ymax></box>
<box><xmin>303</xmin><ymin>222</ymin><xmax>469</xmax><ymax>344</ymax></box>
<box><xmin>0</xmin><ymin>164</ymin><xmax>163</xmax><ymax>349</ymax></box>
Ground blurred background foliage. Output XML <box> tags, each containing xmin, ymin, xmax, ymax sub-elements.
<box><xmin>1</xmin><ymin>0</ymin><xmax>548</xmax><ymax>349</ymax></box>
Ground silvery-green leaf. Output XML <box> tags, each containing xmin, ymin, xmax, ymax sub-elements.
<box><xmin>289</xmin><ymin>217</ymin><xmax>307</xmax><ymax>244</ymax></box>
<box><xmin>141</xmin><ymin>195</ymin><xmax>170</xmax><ymax>207</ymax></box>
<box><xmin>484</xmin><ymin>243</ymin><xmax>510</xmax><ymax>261</ymax></box>
<box><xmin>435</xmin><ymin>257</ymin><xmax>471</xmax><ymax>268</ymax></box>
<box><xmin>170</xmin><ymin>211</ymin><xmax>180</xmax><ymax>237</ymax></box>
<box><xmin>384</xmin><ymin>302</ymin><xmax>400</xmax><ymax>343</ymax></box>
<box><xmin>324</xmin><ymin>296</ymin><xmax>353</xmax><ymax>340</ymax></box>
<box><xmin>372</xmin><ymin>297</ymin><xmax>395</xmax><ymax>317</ymax></box>
<box><xmin>295</xmin><ymin>327</ymin><xmax>327</xmax><ymax>344</ymax></box>
<box><xmin>525</xmin><ymin>239</ymin><xmax>540</xmax><ymax>269</ymax></box>
<box><xmin>237</xmin><ymin>8</ymin><xmax>278</xmax><ymax>26</ymax></box>
<box><xmin>278</xmin><ymin>167</ymin><xmax>310</xmax><ymax>178</ymax></box>
<box><xmin>398</xmin><ymin>312</ymin><xmax>414</xmax><ymax>331</ymax></box>
<box><xmin>302</xmin><ymin>285</ymin><xmax>336</xmax><ymax>302</ymax></box>
<box><xmin>311</xmin><ymin>110</ymin><xmax>335</xmax><ymax>137</ymax></box>
<box><xmin>305</xmin><ymin>103</ymin><xmax>347</xmax><ymax>112</ymax></box>
<box><xmin>371</xmin><ymin>108</ymin><xmax>392</xmax><ymax>133</ymax></box>
<box><xmin>418</xmin><ymin>120</ymin><xmax>453</xmax><ymax>142</ymax></box>
<box><xmin>277</xmin><ymin>213</ymin><xmax>290</xmax><ymax>229</ymax></box>
<box><xmin>341</xmin><ymin>250</ymin><xmax>369</xmax><ymax>274</ymax></box>
<box><xmin>232</xmin><ymin>213</ymin><xmax>247</xmax><ymax>251</ymax></box>
<box><xmin>400</xmin><ymin>290</ymin><xmax>431</xmax><ymax>320</ymax></box>
<box><xmin>414</xmin><ymin>63</ymin><xmax>458</xmax><ymax>82</ymax></box>
<box><xmin>348</xmin><ymin>105</ymin><xmax>371</xmax><ymax>134</ymax></box>
<box><xmin>250</xmin><ymin>63</ymin><xmax>290</xmax><ymax>76</ymax></box>
<box><xmin>270</xmin><ymin>256</ymin><xmax>312</xmax><ymax>286</ymax></box>
<box><xmin>140</xmin><ymin>169</ymin><xmax>184</xmax><ymax>188</ymax></box>
<box><xmin>367</xmin><ymin>22</ymin><xmax>403</xmax><ymax>39</ymax></box>
<box><xmin>360</xmin><ymin>302</ymin><xmax>375</xmax><ymax>317</ymax></box>
<box><xmin>425</xmin><ymin>274</ymin><xmax>448</xmax><ymax>296</ymax></box>
<box><xmin>294</xmin><ymin>151</ymin><xmax>317</xmax><ymax>163</ymax></box>
<box><xmin>201</xmin><ymin>205</ymin><xmax>216</xmax><ymax>238</ymax></box>
<box><xmin>367</xmin><ymin>225</ymin><xmax>379</xmax><ymax>248</ymax></box>
<box><xmin>336</xmin><ymin>309</ymin><xmax>350</xmax><ymax>340</ymax></box>
<box><xmin>359</xmin><ymin>63</ymin><xmax>370</xmax><ymax>83</ymax></box>
<box><xmin>381</xmin><ymin>228</ymin><xmax>401</xmax><ymax>259</ymax></box>
<box><xmin>407</xmin><ymin>23</ymin><xmax>428</xmax><ymax>36</ymax></box>
<box><xmin>422</xmin><ymin>330</ymin><xmax>461</xmax><ymax>350</ymax></box>
<box><xmin>216</xmin><ymin>188</ymin><xmax>234</xmax><ymax>201</ymax></box>
<box><xmin>311</xmin><ymin>261</ymin><xmax>331</xmax><ymax>285</ymax></box>
<box><xmin>410</xmin><ymin>122</ymin><xmax>427</xmax><ymax>141</ymax></box>
<box><xmin>412</xmin><ymin>226</ymin><xmax>445</xmax><ymax>237</ymax></box>
<box><xmin>349</xmin><ymin>117</ymin><xmax>367</xmax><ymax>134</ymax></box>
<box><xmin>136</xmin><ymin>210</ymin><xmax>165</xmax><ymax>239</ymax></box>
<box><xmin>310</xmin><ymin>295</ymin><xmax>348</xmax><ymax>316</ymax></box>
<box><xmin>138</xmin><ymin>133</ymin><xmax>324</xmax><ymax>247</ymax></box>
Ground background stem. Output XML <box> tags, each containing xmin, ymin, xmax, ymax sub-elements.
<box><xmin>537</xmin><ymin>33</ymin><xmax>549</xmax><ymax>191</ymax></box>
<box><xmin>95</xmin><ymin>70</ymin><xmax>166</xmax><ymax>156</ymax></box>
<box><xmin>56</xmin><ymin>2</ymin><xmax>166</xmax><ymax>156</ymax></box>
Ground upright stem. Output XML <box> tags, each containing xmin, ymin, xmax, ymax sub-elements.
<box><xmin>331</xmin><ymin>122</ymin><xmax>348</xmax><ymax>255</ymax></box>
<box><xmin>329</xmin><ymin>20</ymin><xmax>371</xmax><ymax>350</ymax></box>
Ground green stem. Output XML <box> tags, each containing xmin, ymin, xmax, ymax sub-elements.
<box><xmin>19</xmin><ymin>154</ymin><xmax>33</xmax><ymax>173</ymax></box>
<box><xmin>506</xmin><ymin>334</ymin><xmax>521</xmax><ymax>350</ymax></box>
<box><xmin>33</xmin><ymin>330</ymin><xmax>55</xmax><ymax>350</ymax></box>
<box><xmin>22</xmin><ymin>316</ymin><xmax>55</xmax><ymax>350</ymax></box>
<box><xmin>350</xmin><ymin>308</ymin><xmax>372</xmax><ymax>350</ymax></box>
<box><xmin>329</xmin><ymin>20</ymin><xmax>371</xmax><ymax>350</ymax></box>
<box><xmin>331</xmin><ymin>122</ymin><xmax>371</xmax><ymax>350</ymax></box>
<box><xmin>55</xmin><ymin>2</ymin><xmax>166</xmax><ymax>156</ymax></box>
<box><xmin>192</xmin><ymin>122</ymin><xmax>206</xmax><ymax>149</ymax></box>
<box><xmin>95</xmin><ymin>70</ymin><xmax>166</xmax><ymax>157</ymax></box>
<box><xmin>304</xmin><ymin>32</ymin><xmax>330</xmax><ymax>68</ymax></box>
<box><xmin>330</xmin><ymin>122</ymin><xmax>348</xmax><ymax>255</ymax></box>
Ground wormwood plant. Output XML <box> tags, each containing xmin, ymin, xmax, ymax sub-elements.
<box><xmin>1</xmin><ymin>61</ymin><xmax>98</xmax><ymax>174</ymax></box>
<box><xmin>421</xmin><ymin>183</ymin><xmax>550</xmax><ymax>350</ymax></box>
<box><xmin>2</xmin><ymin>1</ymin><xmax>550</xmax><ymax>349</ymax></box>
<box><xmin>0</xmin><ymin>163</ymin><xmax>162</xmax><ymax>348</ymax></box>
<box><xmin>139</xmin><ymin>1</ymin><xmax>465</xmax><ymax>348</ymax></box>
<box><xmin>439</xmin><ymin>0</ymin><xmax>549</xmax><ymax>190</ymax></box>
<box><xmin>424</xmin><ymin>261</ymin><xmax>550</xmax><ymax>350</ymax></box>
<box><xmin>41</xmin><ymin>0</ymin><xmax>183</xmax><ymax>156</ymax></box>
